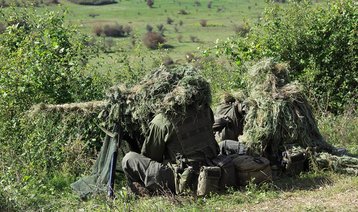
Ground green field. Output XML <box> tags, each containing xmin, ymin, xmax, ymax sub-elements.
<box><xmin>45</xmin><ymin>0</ymin><xmax>266</xmax><ymax>60</ymax></box>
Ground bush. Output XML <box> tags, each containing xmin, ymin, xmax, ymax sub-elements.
<box><xmin>0</xmin><ymin>8</ymin><xmax>108</xmax><ymax>210</ymax></box>
<box><xmin>200</xmin><ymin>19</ymin><xmax>207</xmax><ymax>27</ymax></box>
<box><xmin>143</xmin><ymin>31</ymin><xmax>166</xmax><ymax>49</ymax></box>
<box><xmin>157</xmin><ymin>23</ymin><xmax>164</xmax><ymax>32</ymax></box>
<box><xmin>233</xmin><ymin>23</ymin><xmax>250</xmax><ymax>37</ymax></box>
<box><xmin>178</xmin><ymin>9</ymin><xmax>189</xmax><ymax>15</ymax></box>
<box><xmin>190</xmin><ymin>35</ymin><xmax>199</xmax><ymax>42</ymax></box>
<box><xmin>194</xmin><ymin>0</ymin><xmax>201</xmax><ymax>7</ymax></box>
<box><xmin>93</xmin><ymin>25</ymin><xmax>103</xmax><ymax>36</ymax></box>
<box><xmin>208</xmin><ymin>1</ymin><xmax>212</xmax><ymax>8</ymax></box>
<box><xmin>162</xmin><ymin>56</ymin><xmax>174</xmax><ymax>66</ymax></box>
<box><xmin>93</xmin><ymin>23</ymin><xmax>131</xmax><ymax>37</ymax></box>
<box><xmin>0</xmin><ymin>0</ymin><xmax>8</xmax><ymax>7</ymax></box>
<box><xmin>167</xmin><ymin>17</ymin><xmax>174</xmax><ymax>24</ymax></box>
<box><xmin>103</xmin><ymin>24</ymin><xmax>125</xmax><ymax>37</ymax></box>
<box><xmin>0</xmin><ymin>9</ymin><xmax>105</xmax><ymax>118</ymax></box>
<box><xmin>213</xmin><ymin>0</ymin><xmax>357</xmax><ymax>113</ymax></box>
<box><xmin>146</xmin><ymin>24</ymin><xmax>153</xmax><ymax>32</ymax></box>
<box><xmin>68</xmin><ymin>0</ymin><xmax>116</xmax><ymax>5</ymax></box>
<box><xmin>147</xmin><ymin>0</ymin><xmax>153</xmax><ymax>8</ymax></box>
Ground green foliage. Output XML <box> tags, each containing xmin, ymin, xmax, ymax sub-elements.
<box><xmin>0</xmin><ymin>8</ymin><xmax>109</xmax><ymax>210</ymax></box>
<box><xmin>214</xmin><ymin>0</ymin><xmax>357</xmax><ymax>113</ymax></box>
<box><xmin>68</xmin><ymin>0</ymin><xmax>117</xmax><ymax>5</ymax></box>
<box><xmin>0</xmin><ymin>109</ymin><xmax>102</xmax><ymax>210</ymax></box>
<box><xmin>0</xmin><ymin>8</ymin><xmax>105</xmax><ymax>119</ymax></box>
<box><xmin>318</xmin><ymin>112</ymin><xmax>358</xmax><ymax>155</ymax></box>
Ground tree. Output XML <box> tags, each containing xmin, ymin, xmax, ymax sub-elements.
<box><xmin>147</xmin><ymin>0</ymin><xmax>154</xmax><ymax>8</ymax></box>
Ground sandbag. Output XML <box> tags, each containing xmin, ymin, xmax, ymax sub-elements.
<box><xmin>233</xmin><ymin>155</ymin><xmax>272</xmax><ymax>186</ymax></box>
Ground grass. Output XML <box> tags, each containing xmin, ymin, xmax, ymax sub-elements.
<box><xmin>35</xmin><ymin>0</ymin><xmax>267</xmax><ymax>61</ymax></box>
<box><xmin>21</xmin><ymin>171</ymin><xmax>356</xmax><ymax>211</ymax></box>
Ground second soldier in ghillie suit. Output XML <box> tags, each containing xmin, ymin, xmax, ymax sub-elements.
<box><xmin>121</xmin><ymin>65</ymin><xmax>219</xmax><ymax>196</ymax></box>
<box><xmin>212</xmin><ymin>92</ymin><xmax>247</xmax><ymax>156</ymax></box>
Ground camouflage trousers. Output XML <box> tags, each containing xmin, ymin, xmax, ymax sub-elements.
<box><xmin>121</xmin><ymin>152</ymin><xmax>175</xmax><ymax>193</ymax></box>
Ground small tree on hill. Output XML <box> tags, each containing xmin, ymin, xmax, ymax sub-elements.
<box><xmin>147</xmin><ymin>0</ymin><xmax>154</xmax><ymax>8</ymax></box>
<box><xmin>143</xmin><ymin>32</ymin><xmax>166</xmax><ymax>49</ymax></box>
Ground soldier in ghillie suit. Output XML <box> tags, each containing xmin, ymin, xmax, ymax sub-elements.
<box><xmin>213</xmin><ymin>92</ymin><xmax>247</xmax><ymax>142</ymax></box>
<box><xmin>121</xmin><ymin>66</ymin><xmax>219</xmax><ymax>196</ymax></box>
<box><xmin>212</xmin><ymin>92</ymin><xmax>247</xmax><ymax>156</ymax></box>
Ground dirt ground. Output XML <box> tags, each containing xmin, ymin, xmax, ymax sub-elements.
<box><xmin>240</xmin><ymin>177</ymin><xmax>358</xmax><ymax>212</ymax></box>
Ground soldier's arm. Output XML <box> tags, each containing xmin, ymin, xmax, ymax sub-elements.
<box><xmin>141</xmin><ymin>115</ymin><xmax>168</xmax><ymax>162</ymax></box>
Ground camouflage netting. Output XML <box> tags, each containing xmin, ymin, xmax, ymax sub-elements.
<box><xmin>313</xmin><ymin>152</ymin><xmax>358</xmax><ymax>176</ymax></box>
<box><xmin>239</xmin><ymin>58</ymin><xmax>334</xmax><ymax>162</ymax></box>
<box><xmin>129</xmin><ymin>65</ymin><xmax>211</xmax><ymax>133</ymax></box>
<box><xmin>68</xmin><ymin>65</ymin><xmax>212</xmax><ymax>197</ymax></box>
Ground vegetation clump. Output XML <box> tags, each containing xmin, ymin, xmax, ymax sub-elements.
<box><xmin>240</xmin><ymin>59</ymin><xmax>333</xmax><ymax>159</ymax></box>
<box><xmin>68</xmin><ymin>0</ymin><xmax>117</xmax><ymax>5</ymax></box>
<box><xmin>143</xmin><ymin>31</ymin><xmax>166</xmax><ymax>49</ymax></box>
<box><xmin>215</xmin><ymin>0</ymin><xmax>357</xmax><ymax>113</ymax></box>
<box><xmin>93</xmin><ymin>23</ymin><xmax>132</xmax><ymax>37</ymax></box>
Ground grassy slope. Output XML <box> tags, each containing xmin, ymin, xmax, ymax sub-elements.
<box><xmin>52</xmin><ymin>0</ymin><xmax>266</xmax><ymax>60</ymax></box>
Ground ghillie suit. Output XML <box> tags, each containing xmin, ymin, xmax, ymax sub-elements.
<box><xmin>71</xmin><ymin>65</ymin><xmax>213</xmax><ymax>198</ymax></box>
<box><xmin>239</xmin><ymin>59</ymin><xmax>334</xmax><ymax>167</ymax></box>
<box><xmin>313</xmin><ymin>152</ymin><xmax>358</xmax><ymax>176</ymax></box>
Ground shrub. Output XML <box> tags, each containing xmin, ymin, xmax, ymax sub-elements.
<box><xmin>185</xmin><ymin>52</ymin><xmax>196</xmax><ymax>62</ymax></box>
<box><xmin>48</xmin><ymin>0</ymin><xmax>60</xmax><ymax>4</ymax></box>
<box><xmin>146</xmin><ymin>24</ymin><xmax>153</xmax><ymax>32</ymax></box>
<box><xmin>157</xmin><ymin>23</ymin><xmax>164</xmax><ymax>32</ymax></box>
<box><xmin>68</xmin><ymin>0</ymin><xmax>116</xmax><ymax>5</ymax></box>
<box><xmin>233</xmin><ymin>23</ymin><xmax>250</xmax><ymax>37</ymax></box>
<box><xmin>0</xmin><ymin>0</ymin><xmax>8</xmax><ymax>7</ymax></box>
<box><xmin>143</xmin><ymin>31</ymin><xmax>166</xmax><ymax>49</ymax></box>
<box><xmin>213</xmin><ymin>0</ymin><xmax>357</xmax><ymax>113</ymax></box>
<box><xmin>167</xmin><ymin>17</ymin><xmax>174</xmax><ymax>24</ymax></box>
<box><xmin>179</xmin><ymin>20</ymin><xmax>183</xmax><ymax>26</ymax></box>
<box><xmin>0</xmin><ymin>8</ymin><xmax>108</xmax><ymax>210</ymax></box>
<box><xmin>93</xmin><ymin>25</ymin><xmax>103</xmax><ymax>36</ymax></box>
<box><xmin>0</xmin><ymin>9</ymin><xmax>104</xmax><ymax>117</ymax></box>
<box><xmin>208</xmin><ymin>1</ymin><xmax>212</xmax><ymax>8</ymax></box>
<box><xmin>93</xmin><ymin>23</ymin><xmax>131</xmax><ymax>37</ymax></box>
<box><xmin>178</xmin><ymin>9</ymin><xmax>189</xmax><ymax>15</ymax></box>
<box><xmin>200</xmin><ymin>19</ymin><xmax>207</xmax><ymax>27</ymax></box>
<box><xmin>162</xmin><ymin>56</ymin><xmax>174</xmax><ymax>66</ymax></box>
<box><xmin>190</xmin><ymin>35</ymin><xmax>199</xmax><ymax>42</ymax></box>
<box><xmin>194</xmin><ymin>0</ymin><xmax>201</xmax><ymax>7</ymax></box>
<box><xmin>123</xmin><ymin>25</ymin><xmax>132</xmax><ymax>35</ymax></box>
<box><xmin>89</xmin><ymin>13</ymin><xmax>100</xmax><ymax>18</ymax></box>
<box><xmin>103</xmin><ymin>24</ymin><xmax>125</xmax><ymax>37</ymax></box>
<box><xmin>147</xmin><ymin>0</ymin><xmax>153</xmax><ymax>8</ymax></box>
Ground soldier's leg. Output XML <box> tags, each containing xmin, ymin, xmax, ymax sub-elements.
<box><xmin>122</xmin><ymin>151</ymin><xmax>174</xmax><ymax>192</ymax></box>
<box><xmin>218</xmin><ymin>140</ymin><xmax>246</xmax><ymax>155</ymax></box>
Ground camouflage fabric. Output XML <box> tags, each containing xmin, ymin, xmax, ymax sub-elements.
<box><xmin>122</xmin><ymin>107</ymin><xmax>219</xmax><ymax>194</ymax></box>
<box><xmin>213</xmin><ymin>101</ymin><xmax>245</xmax><ymax>141</ymax></box>
<box><xmin>313</xmin><ymin>152</ymin><xmax>358</xmax><ymax>176</ymax></box>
